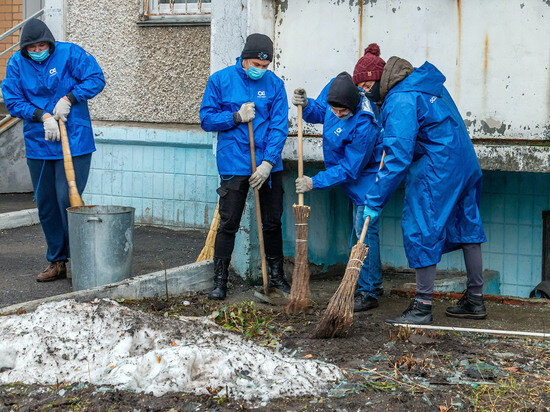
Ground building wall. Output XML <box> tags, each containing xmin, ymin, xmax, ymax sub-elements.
<box><xmin>273</xmin><ymin>0</ymin><xmax>550</xmax><ymax>140</ymax></box>
<box><xmin>65</xmin><ymin>0</ymin><xmax>210</xmax><ymax>124</ymax></box>
<box><xmin>0</xmin><ymin>0</ymin><xmax>23</xmax><ymax>78</ymax></box>
<box><xmin>84</xmin><ymin>124</ymin><xmax>218</xmax><ymax>228</ymax></box>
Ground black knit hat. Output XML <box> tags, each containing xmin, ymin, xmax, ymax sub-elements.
<box><xmin>327</xmin><ymin>72</ymin><xmax>361</xmax><ymax>112</ymax></box>
<box><xmin>241</xmin><ymin>33</ymin><xmax>273</xmax><ymax>62</ymax></box>
<box><xmin>20</xmin><ymin>18</ymin><xmax>55</xmax><ymax>60</ymax></box>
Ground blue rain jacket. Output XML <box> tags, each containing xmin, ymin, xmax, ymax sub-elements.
<box><xmin>200</xmin><ymin>58</ymin><xmax>289</xmax><ymax>175</ymax></box>
<box><xmin>1</xmin><ymin>42</ymin><xmax>105</xmax><ymax>160</ymax></box>
<box><xmin>366</xmin><ymin>62</ymin><xmax>486</xmax><ymax>268</ymax></box>
<box><xmin>303</xmin><ymin>80</ymin><xmax>384</xmax><ymax>205</ymax></box>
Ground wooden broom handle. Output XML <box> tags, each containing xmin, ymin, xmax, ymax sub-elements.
<box><xmin>359</xmin><ymin>151</ymin><xmax>386</xmax><ymax>244</ymax></box>
<box><xmin>248</xmin><ymin>121</ymin><xmax>269</xmax><ymax>294</ymax></box>
<box><xmin>297</xmin><ymin>105</ymin><xmax>304</xmax><ymax>206</ymax></box>
<box><xmin>59</xmin><ymin>119</ymin><xmax>84</xmax><ymax>207</ymax></box>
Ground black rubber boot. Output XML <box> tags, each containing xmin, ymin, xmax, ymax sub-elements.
<box><xmin>354</xmin><ymin>291</ymin><xmax>379</xmax><ymax>312</ymax></box>
<box><xmin>208</xmin><ymin>257</ymin><xmax>230</xmax><ymax>300</ymax></box>
<box><xmin>446</xmin><ymin>291</ymin><xmax>487</xmax><ymax>319</ymax></box>
<box><xmin>386</xmin><ymin>300</ymin><xmax>433</xmax><ymax>325</ymax></box>
<box><xmin>267</xmin><ymin>256</ymin><xmax>291</xmax><ymax>294</ymax></box>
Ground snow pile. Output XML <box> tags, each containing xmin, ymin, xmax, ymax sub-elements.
<box><xmin>0</xmin><ymin>299</ymin><xmax>342</xmax><ymax>400</ymax></box>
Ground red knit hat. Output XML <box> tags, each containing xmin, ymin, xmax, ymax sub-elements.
<box><xmin>353</xmin><ymin>43</ymin><xmax>386</xmax><ymax>85</ymax></box>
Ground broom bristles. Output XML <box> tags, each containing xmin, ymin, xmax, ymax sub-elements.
<box><xmin>285</xmin><ymin>204</ymin><xmax>311</xmax><ymax>314</ymax></box>
<box><xmin>196</xmin><ymin>203</ymin><xmax>220</xmax><ymax>262</ymax></box>
<box><xmin>312</xmin><ymin>242</ymin><xmax>368</xmax><ymax>339</ymax></box>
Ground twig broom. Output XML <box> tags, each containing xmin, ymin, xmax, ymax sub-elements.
<box><xmin>196</xmin><ymin>201</ymin><xmax>220</xmax><ymax>262</ymax></box>
<box><xmin>285</xmin><ymin>105</ymin><xmax>311</xmax><ymax>313</ymax></box>
<box><xmin>312</xmin><ymin>216</ymin><xmax>371</xmax><ymax>338</ymax></box>
<box><xmin>312</xmin><ymin>153</ymin><xmax>386</xmax><ymax>338</ymax></box>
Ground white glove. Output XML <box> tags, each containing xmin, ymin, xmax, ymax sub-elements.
<box><xmin>53</xmin><ymin>97</ymin><xmax>72</xmax><ymax>122</ymax></box>
<box><xmin>236</xmin><ymin>102</ymin><xmax>255</xmax><ymax>123</ymax></box>
<box><xmin>295</xmin><ymin>176</ymin><xmax>313</xmax><ymax>193</ymax></box>
<box><xmin>292</xmin><ymin>88</ymin><xmax>308</xmax><ymax>107</ymax></box>
<box><xmin>249</xmin><ymin>161</ymin><xmax>273</xmax><ymax>189</ymax></box>
<box><xmin>43</xmin><ymin>115</ymin><xmax>60</xmax><ymax>141</ymax></box>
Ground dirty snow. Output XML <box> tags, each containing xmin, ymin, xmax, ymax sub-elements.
<box><xmin>0</xmin><ymin>299</ymin><xmax>341</xmax><ymax>400</ymax></box>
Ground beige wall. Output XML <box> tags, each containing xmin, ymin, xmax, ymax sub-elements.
<box><xmin>65</xmin><ymin>0</ymin><xmax>210</xmax><ymax>124</ymax></box>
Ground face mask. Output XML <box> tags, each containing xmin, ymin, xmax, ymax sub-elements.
<box><xmin>28</xmin><ymin>49</ymin><xmax>50</xmax><ymax>62</ymax></box>
<box><xmin>331</xmin><ymin>108</ymin><xmax>353</xmax><ymax>120</ymax></box>
<box><xmin>246</xmin><ymin>66</ymin><xmax>267</xmax><ymax>80</ymax></box>
<box><xmin>364</xmin><ymin>80</ymin><xmax>381</xmax><ymax>103</ymax></box>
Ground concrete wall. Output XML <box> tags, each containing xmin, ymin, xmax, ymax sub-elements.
<box><xmin>274</xmin><ymin>0</ymin><xmax>550</xmax><ymax>141</ymax></box>
<box><xmin>0</xmin><ymin>121</ymin><xmax>33</xmax><ymax>193</ymax></box>
<box><xmin>65</xmin><ymin>0</ymin><xmax>210</xmax><ymax>124</ymax></box>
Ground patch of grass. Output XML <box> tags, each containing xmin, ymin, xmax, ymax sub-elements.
<box><xmin>467</xmin><ymin>374</ymin><xmax>550</xmax><ymax>411</ymax></box>
<box><xmin>210</xmin><ymin>301</ymin><xmax>279</xmax><ymax>346</ymax></box>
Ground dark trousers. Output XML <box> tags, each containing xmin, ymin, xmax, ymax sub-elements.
<box><xmin>214</xmin><ymin>171</ymin><xmax>284</xmax><ymax>260</ymax></box>
<box><xmin>415</xmin><ymin>243</ymin><xmax>484</xmax><ymax>300</ymax></box>
<box><xmin>27</xmin><ymin>154</ymin><xmax>92</xmax><ymax>262</ymax></box>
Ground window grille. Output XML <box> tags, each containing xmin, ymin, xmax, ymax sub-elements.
<box><xmin>144</xmin><ymin>0</ymin><xmax>211</xmax><ymax>16</ymax></box>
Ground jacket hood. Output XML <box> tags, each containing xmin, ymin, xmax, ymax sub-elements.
<box><xmin>19</xmin><ymin>18</ymin><xmax>55</xmax><ymax>59</ymax></box>
<box><xmin>384</xmin><ymin>60</ymin><xmax>446</xmax><ymax>101</ymax></box>
<box><xmin>379</xmin><ymin>56</ymin><xmax>414</xmax><ymax>103</ymax></box>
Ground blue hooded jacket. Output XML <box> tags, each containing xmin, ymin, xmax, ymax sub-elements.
<box><xmin>1</xmin><ymin>20</ymin><xmax>105</xmax><ymax>160</ymax></box>
<box><xmin>366</xmin><ymin>61</ymin><xmax>486</xmax><ymax>268</ymax></box>
<box><xmin>303</xmin><ymin>79</ymin><xmax>384</xmax><ymax>205</ymax></box>
<box><xmin>199</xmin><ymin>58</ymin><xmax>288</xmax><ymax>175</ymax></box>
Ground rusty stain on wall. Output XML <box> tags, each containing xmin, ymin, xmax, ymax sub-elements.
<box><xmin>483</xmin><ymin>32</ymin><xmax>489</xmax><ymax>109</ymax></box>
<box><xmin>358</xmin><ymin>0</ymin><xmax>363</xmax><ymax>59</ymax></box>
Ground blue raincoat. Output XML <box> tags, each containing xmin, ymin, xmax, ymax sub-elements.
<box><xmin>199</xmin><ymin>58</ymin><xmax>289</xmax><ymax>175</ymax></box>
<box><xmin>1</xmin><ymin>42</ymin><xmax>105</xmax><ymax>160</ymax></box>
<box><xmin>366</xmin><ymin>62</ymin><xmax>486</xmax><ymax>268</ymax></box>
<box><xmin>303</xmin><ymin>80</ymin><xmax>384</xmax><ymax>205</ymax></box>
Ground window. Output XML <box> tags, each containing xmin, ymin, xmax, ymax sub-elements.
<box><xmin>141</xmin><ymin>0</ymin><xmax>211</xmax><ymax>26</ymax></box>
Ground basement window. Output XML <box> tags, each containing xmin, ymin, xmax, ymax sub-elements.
<box><xmin>139</xmin><ymin>0</ymin><xmax>211</xmax><ymax>26</ymax></box>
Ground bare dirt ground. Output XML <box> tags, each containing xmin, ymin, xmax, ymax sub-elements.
<box><xmin>1</xmin><ymin>274</ymin><xmax>548</xmax><ymax>411</ymax></box>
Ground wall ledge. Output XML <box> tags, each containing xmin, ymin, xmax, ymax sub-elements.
<box><xmin>282</xmin><ymin>136</ymin><xmax>550</xmax><ymax>173</ymax></box>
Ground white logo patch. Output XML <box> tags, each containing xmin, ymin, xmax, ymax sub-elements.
<box><xmin>49</xmin><ymin>68</ymin><xmax>57</xmax><ymax>77</ymax></box>
<box><xmin>430</xmin><ymin>96</ymin><xmax>437</xmax><ymax>103</ymax></box>
<box><xmin>334</xmin><ymin>127</ymin><xmax>342</xmax><ymax>136</ymax></box>
<box><xmin>257</xmin><ymin>90</ymin><xmax>266</xmax><ymax>98</ymax></box>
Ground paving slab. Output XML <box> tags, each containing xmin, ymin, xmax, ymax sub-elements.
<box><xmin>0</xmin><ymin>224</ymin><xmax>207</xmax><ymax>308</ymax></box>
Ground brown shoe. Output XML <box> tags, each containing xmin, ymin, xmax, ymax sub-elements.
<box><xmin>37</xmin><ymin>261</ymin><xmax>67</xmax><ymax>282</ymax></box>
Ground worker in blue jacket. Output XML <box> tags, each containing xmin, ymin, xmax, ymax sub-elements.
<box><xmin>292</xmin><ymin>72</ymin><xmax>385</xmax><ymax>312</ymax></box>
<box><xmin>1</xmin><ymin>18</ymin><xmax>105</xmax><ymax>282</ymax></box>
<box><xmin>355</xmin><ymin>44</ymin><xmax>487</xmax><ymax>325</ymax></box>
<box><xmin>199</xmin><ymin>33</ymin><xmax>289</xmax><ymax>300</ymax></box>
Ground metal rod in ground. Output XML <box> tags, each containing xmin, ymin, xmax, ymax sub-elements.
<box><xmin>163</xmin><ymin>258</ymin><xmax>168</xmax><ymax>299</ymax></box>
<box><xmin>285</xmin><ymin>204</ymin><xmax>311</xmax><ymax>313</ymax></box>
<box><xmin>196</xmin><ymin>201</ymin><xmax>220</xmax><ymax>262</ymax></box>
<box><xmin>388</xmin><ymin>323</ymin><xmax>550</xmax><ymax>338</ymax></box>
<box><xmin>313</xmin><ymin>217</ymin><xmax>371</xmax><ymax>339</ymax></box>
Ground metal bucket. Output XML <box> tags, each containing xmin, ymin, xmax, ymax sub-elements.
<box><xmin>67</xmin><ymin>205</ymin><xmax>135</xmax><ymax>291</ymax></box>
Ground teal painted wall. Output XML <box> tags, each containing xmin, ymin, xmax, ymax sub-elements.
<box><xmin>84</xmin><ymin>126</ymin><xmax>219</xmax><ymax>229</ymax></box>
<box><xmin>85</xmin><ymin>126</ymin><xmax>550</xmax><ymax>297</ymax></box>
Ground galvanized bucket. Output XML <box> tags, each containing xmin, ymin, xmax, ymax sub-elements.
<box><xmin>67</xmin><ymin>205</ymin><xmax>135</xmax><ymax>291</ymax></box>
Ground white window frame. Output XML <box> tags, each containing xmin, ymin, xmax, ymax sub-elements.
<box><xmin>148</xmin><ymin>0</ymin><xmax>211</xmax><ymax>16</ymax></box>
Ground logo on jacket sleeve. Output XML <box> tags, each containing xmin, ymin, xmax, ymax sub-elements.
<box><xmin>257</xmin><ymin>90</ymin><xmax>266</xmax><ymax>98</ymax></box>
<box><xmin>430</xmin><ymin>96</ymin><xmax>438</xmax><ymax>103</ymax></box>
<box><xmin>334</xmin><ymin>127</ymin><xmax>342</xmax><ymax>136</ymax></box>
<box><xmin>49</xmin><ymin>68</ymin><xmax>57</xmax><ymax>77</ymax></box>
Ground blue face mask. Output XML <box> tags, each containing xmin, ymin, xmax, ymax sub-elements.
<box><xmin>246</xmin><ymin>66</ymin><xmax>267</xmax><ymax>80</ymax></box>
<box><xmin>28</xmin><ymin>49</ymin><xmax>50</xmax><ymax>62</ymax></box>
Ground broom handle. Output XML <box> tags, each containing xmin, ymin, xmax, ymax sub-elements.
<box><xmin>297</xmin><ymin>105</ymin><xmax>304</xmax><ymax>206</ymax></box>
<box><xmin>359</xmin><ymin>151</ymin><xmax>387</xmax><ymax>244</ymax></box>
<box><xmin>59</xmin><ymin>119</ymin><xmax>84</xmax><ymax>207</ymax></box>
<box><xmin>248</xmin><ymin>121</ymin><xmax>269</xmax><ymax>295</ymax></box>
